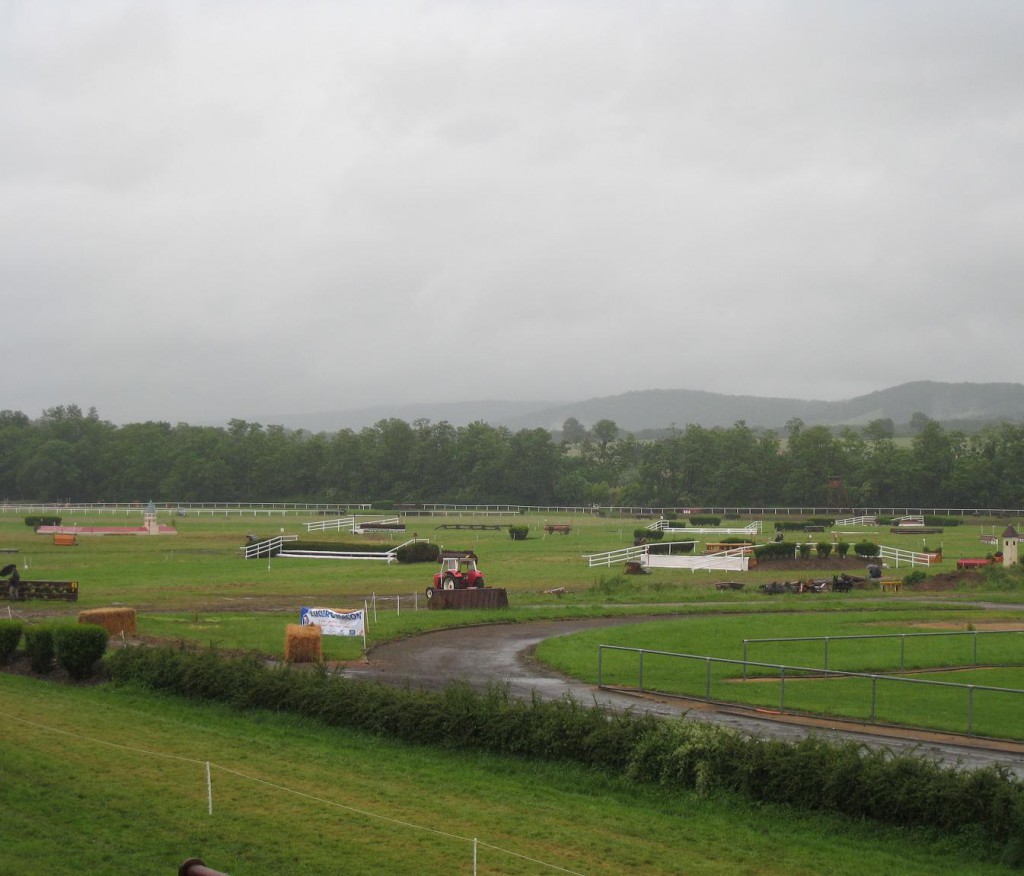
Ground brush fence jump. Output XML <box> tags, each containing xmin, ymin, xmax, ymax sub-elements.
<box><xmin>585</xmin><ymin>542</ymin><xmax>750</xmax><ymax>572</ymax></box>
<box><xmin>835</xmin><ymin>515</ymin><xmax>877</xmax><ymax>526</ymax></box>
<box><xmin>305</xmin><ymin>516</ymin><xmax>400</xmax><ymax>533</ymax></box>
<box><xmin>646</xmin><ymin>520</ymin><xmax>763</xmax><ymax>536</ymax></box>
<box><xmin>244</xmin><ymin>535</ymin><xmax>427</xmax><ymax>562</ymax></box>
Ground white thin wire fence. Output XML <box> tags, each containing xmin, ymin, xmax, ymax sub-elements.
<box><xmin>5</xmin><ymin>712</ymin><xmax>587</xmax><ymax>875</ymax></box>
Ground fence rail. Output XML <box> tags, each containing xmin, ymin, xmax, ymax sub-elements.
<box><xmin>877</xmin><ymin>544</ymin><xmax>938</xmax><ymax>567</ymax></box>
<box><xmin>4</xmin><ymin>501</ymin><xmax>1024</xmax><ymax>518</ymax></box>
<box><xmin>741</xmin><ymin>629</ymin><xmax>1024</xmax><ymax>674</ymax></box>
<box><xmin>597</xmin><ymin>644</ymin><xmax>1024</xmax><ymax>739</ymax></box>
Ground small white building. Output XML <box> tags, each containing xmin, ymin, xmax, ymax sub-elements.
<box><xmin>1001</xmin><ymin>525</ymin><xmax>1019</xmax><ymax>567</ymax></box>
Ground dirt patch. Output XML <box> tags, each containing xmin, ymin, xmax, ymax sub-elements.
<box><xmin>907</xmin><ymin>620</ymin><xmax>1024</xmax><ymax>632</ymax></box>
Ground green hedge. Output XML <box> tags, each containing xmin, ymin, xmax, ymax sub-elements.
<box><xmin>688</xmin><ymin>515</ymin><xmax>721</xmax><ymax>526</ymax></box>
<box><xmin>25</xmin><ymin>515</ymin><xmax>62</xmax><ymax>527</ymax></box>
<box><xmin>854</xmin><ymin>540</ymin><xmax>881</xmax><ymax>558</ymax></box>
<box><xmin>634</xmin><ymin>528</ymin><xmax>664</xmax><ymax>541</ymax></box>
<box><xmin>53</xmin><ymin>624</ymin><xmax>109</xmax><ymax>679</ymax></box>
<box><xmin>24</xmin><ymin>625</ymin><xmax>55</xmax><ymax>674</ymax></box>
<box><xmin>753</xmin><ymin>541</ymin><xmax>798</xmax><ymax>561</ymax></box>
<box><xmin>507</xmin><ymin>526</ymin><xmax>529</xmax><ymax>541</ymax></box>
<box><xmin>105</xmin><ymin>647</ymin><xmax>1024</xmax><ymax>863</ymax></box>
<box><xmin>924</xmin><ymin>515</ymin><xmax>961</xmax><ymax>527</ymax></box>
<box><xmin>393</xmin><ymin>541</ymin><xmax>440</xmax><ymax>563</ymax></box>
<box><xmin>648</xmin><ymin>541</ymin><xmax>694</xmax><ymax>554</ymax></box>
<box><xmin>0</xmin><ymin>619</ymin><xmax>22</xmax><ymax>664</ymax></box>
<box><xmin>775</xmin><ymin>519</ymin><xmax>835</xmax><ymax>532</ymax></box>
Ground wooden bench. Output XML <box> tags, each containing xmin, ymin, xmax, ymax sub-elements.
<box><xmin>53</xmin><ymin>533</ymin><xmax>78</xmax><ymax>546</ymax></box>
<box><xmin>544</xmin><ymin>524</ymin><xmax>572</xmax><ymax>535</ymax></box>
<box><xmin>878</xmin><ymin>578</ymin><xmax>902</xmax><ymax>593</ymax></box>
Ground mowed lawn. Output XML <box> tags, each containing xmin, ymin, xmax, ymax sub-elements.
<box><xmin>2</xmin><ymin>509</ymin><xmax>1017</xmax><ymax>613</ymax></box>
<box><xmin>535</xmin><ymin>610</ymin><xmax>1024</xmax><ymax>739</ymax></box>
<box><xmin>1</xmin><ymin>673</ymin><xmax>1018</xmax><ymax>876</ymax></box>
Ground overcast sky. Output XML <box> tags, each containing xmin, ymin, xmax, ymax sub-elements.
<box><xmin>3</xmin><ymin>1</ymin><xmax>1023</xmax><ymax>425</ymax></box>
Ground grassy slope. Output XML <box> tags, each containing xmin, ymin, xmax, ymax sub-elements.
<box><xmin>1</xmin><ymin>673</ymin><xmax>1017</xmax><ymax>876</ymax></box>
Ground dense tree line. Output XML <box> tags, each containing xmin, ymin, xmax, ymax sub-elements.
<box><xmin>1</xmin><ymin>405</ymin><xmax>1023</xmax><ymax>508</ymax></box>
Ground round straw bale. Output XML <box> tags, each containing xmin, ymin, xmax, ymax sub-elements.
<box><xmin>77</xmin><ymin>607</ymin><xmax>137</xmax><ymax>636</ymax></box>
<box><xmin>285</xmin><ymin>623</ymin><xmax>322</xmax><ymax>663</ymax></box>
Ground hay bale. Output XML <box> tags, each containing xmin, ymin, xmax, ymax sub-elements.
<box><xmin>77</xmin><ymin>607</ymin><xmax>137</xmax><ymax>636</ymax></box>
<box><xmin>285</xmin><ymin>623</ymin><xmax>322</xmax><ymax>663</ymax></box>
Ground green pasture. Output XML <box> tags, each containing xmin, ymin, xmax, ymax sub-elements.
<box><xmin>2</xmin><ymin>509</ymin><xmax>1020</xmax><ymax>613</ymax></box>
<box><xmin>6</xmin><ymin>510</ymin><xmax>1024</xmax><ymax>737</ymax></box>
<box><xmin>535</xmin><ymin>610</ymin><xmax>1024</xmax><ymax>739</ymax></box>
<box><xmin>2</xmin><ymin>674</ymin><xmax>1018</xmax><ymax>876</ymax></box>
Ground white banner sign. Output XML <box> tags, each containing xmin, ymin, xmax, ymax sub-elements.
<box><xmin>300</xmin><ymin>606</ymin><xmax>365</xmax><ymax>637</ymax></box>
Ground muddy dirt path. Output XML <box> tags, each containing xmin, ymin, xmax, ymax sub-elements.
<box><xmin>343</xmin><ymin>615</ymin><xmax>1024</xmax><ymax>776</ymax></box>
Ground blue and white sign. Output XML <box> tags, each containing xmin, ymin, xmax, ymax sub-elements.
<box><xmin>300</xmin><ymin>606</ymin><xmax>365</xmax><ymax>637</ymax></box>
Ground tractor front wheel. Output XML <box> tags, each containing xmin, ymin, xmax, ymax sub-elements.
<box><xmin>425</xmin><ymin>586</ymin><xmax>435</xmax><ymax>600</ymax></box>
<box><xmin>474</xmin><ymin>578</ymin><xmax>484</xmax><ymax>588</ymax></box>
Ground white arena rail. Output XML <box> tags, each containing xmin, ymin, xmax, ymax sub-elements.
<box><xmin>646</xmin><ymin>546</ymin><xmax>750</xmax><ymax>572</ymax></box>
<box><xmin>877</xmin><ymin>544</ymin><xmax>938</xmax><ymax>568</ymax></box>
<box><xmin>835</xmin><ymin>515</ymin><xmax>877</xmax><ymax>526</ymax></box>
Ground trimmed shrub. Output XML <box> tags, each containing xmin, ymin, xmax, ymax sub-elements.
<box><xmin>648</xmin><ymin>541</ymin><xmax>694</xmax><ymax>554</ymax></box>
<box><xmin>24</xmin><ymin>625</ymin><xmax>55</xmax><ymax>674</ymax></box>
<box><xmin>634</xmin><ymin>528</ymin><xmax>664</xmax><ymax>541</ymax></box>
<box><xmin>925</xmin><ymin>515</ymin><xmax>961</xmax><ymax>527</ymax></box>
<box><xmin>903</xmin><ymin>569</ymin><xmax>927</xmax><ymax>585</ymax></box>
<box><xmin>688</xmin><ymin>516</ymin><xmax>720</xmax><ymax>527</ymax></box>
<box><xmin>394</xmin><ymin>541</ymin><xmax>440</xmax><ymax>563</ymax></box>
<box><xmin>54</xmin><ymin>624</ymin><xmax>109</xmax><ymax>680</ymax></box>
<box><xmin>0</xmin><ymin>619</ymin><xmax>22</xmax><ymax>664</ymax></box>
<box><xmin>854</xmin><ymin>540</ymin><xmax>881</xmax><ymax>558</ymax></box>
<box><xmin>25</xmin><ymin>515</ymin><xmax>62</xmax><ymax>527</ymax></box>
<box><xmin>507</xmin><ymin>526</ymin><xmax>529</xmax><ymax>541</ymax></box>
<box><xmin>753</xmin><ymin>541</ymin><xmax>798</xmax><ymax>561</ymax></box>
<box><xmin>836</xmin><ymin>541</ymin><xmax>850</xmax><ymax>558</ymax></box>
<box><xmin>816</xmin><ymin>541</ymin><xmax>833</xmax><ymax>559</ymax></box>
<box><xmin>798</xmin><ymin>542</ymin><xmax>812</xmax><ymax>559</ymax></box>
<box><xmin>776</xmin><ymin>519</ymin><xmax>835</xmax><ymax>532</ymax></box>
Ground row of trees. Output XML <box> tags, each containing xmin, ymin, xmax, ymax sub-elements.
<box><xmin>2</xmin><ymin>405</ymin><xmax>1023</xmax><ymax>508</ymax></box>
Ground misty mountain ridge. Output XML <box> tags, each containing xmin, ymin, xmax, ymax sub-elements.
<box><xmin>258</xmin><ymin>381</ymin><xmax>1024</xmax><ymax>434</ymax></box>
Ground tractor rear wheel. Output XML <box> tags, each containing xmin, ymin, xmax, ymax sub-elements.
<box><xmin>443</xmin><ymin>576</ymin><xmax>456</xmax><ymax>590</ymax></box>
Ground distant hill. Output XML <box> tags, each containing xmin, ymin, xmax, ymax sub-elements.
<box><xmin>258</xmin><ymin>399</ymin><xmax>565</xmax><ymax>433</ymax></box>
<box><xmin>257</xmin><ymin>382</ymin><xmax>1024</xmax><ymax>434</ymax></box>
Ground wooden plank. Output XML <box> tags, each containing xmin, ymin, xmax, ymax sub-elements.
<box><xmin>427</xmin><ymin>588</ymin><xmax>509</xmax><ymax>610</ymax></box>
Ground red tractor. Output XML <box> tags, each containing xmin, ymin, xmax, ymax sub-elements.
<box><xmin>427</xmin><ymin>551</ymin><xmax>485</xmax><ymax>599</ymax></box>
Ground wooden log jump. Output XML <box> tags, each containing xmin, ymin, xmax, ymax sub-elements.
<box><xmin>427</xmin><ymin>588</ymin><xmax>509</xmax><ymax>610</ymax></box>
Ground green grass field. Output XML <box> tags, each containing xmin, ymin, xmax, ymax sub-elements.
<box><xmin>4</xmin><ymin>508</ymin><xmax>1024</xmax><ymax>873</ymax></box>
<box><xmin>535</xmin><ymin>610</ymin><xmax>1024</xmax><ymax>739</ymax></box>
<box><xmin>2</xmin><ymin>673</ymin><xmax>1018</xmax><ymax>876</ymax></box>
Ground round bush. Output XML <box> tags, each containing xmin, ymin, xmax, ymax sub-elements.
<box><xmin>54</xmin><ymin>624</ymin><xmax>109</xmax><ymax>680</ymax></box>
<box><xmin>0</xmin><ymin>619</ymin><xmax>23</xmax><ymax>664</ymax></box>
<box><xmin>24</xmin><ymin>625</ymin><xmax>55</xmax><ymax>674</ymax></box>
